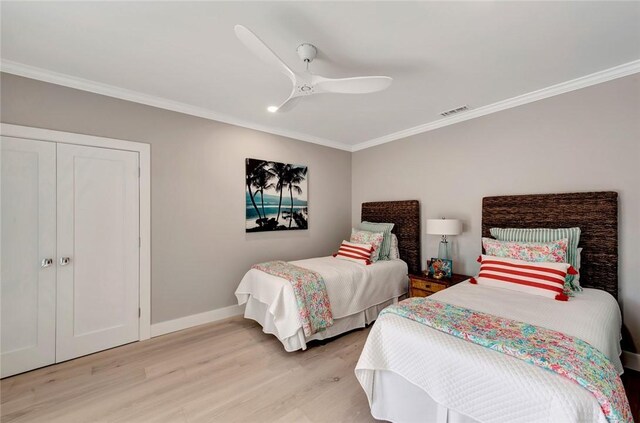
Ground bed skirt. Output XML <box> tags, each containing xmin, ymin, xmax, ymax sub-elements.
<box><xmin>371</xmin><ymin>370</ymin><xmax>478</xmax><ymax>423</ymax></box>
<box><xmin>243</xmin><ymin>295</ymin><xmax>401</xmax><ymax>352</ymax></box>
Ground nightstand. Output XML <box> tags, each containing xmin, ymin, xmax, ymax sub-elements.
<box><xmin>408</xmin><ymin>272</ymin><xmax>471</xmax><ymax>297</ymax></box>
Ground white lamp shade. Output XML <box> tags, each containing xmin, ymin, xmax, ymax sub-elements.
<box><xmin>426</xmin><ymin>219</ymin><xmax>462</xmax><ymax>236</ymax></box>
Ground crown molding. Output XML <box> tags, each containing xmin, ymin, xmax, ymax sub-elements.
<box><xmin>0</xmin><ymin>60</ymin><xmax>353</xmax><ymax>152</ymax></box>
<box><xmin>3</xmin><ymin>59</ymin><xmax>639</xmax><ymax>153</ymax></box>
<box><xmin>351</xmin><ymin>59</ymin><xmax>640</xmax><ymax>152</ymax></box>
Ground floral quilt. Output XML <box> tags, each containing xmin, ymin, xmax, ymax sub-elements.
<box><xmin>252</xmin><ymin>261</ymin><xmax>333</xmax><ymax>336</ymax></box>
<box><xmin>381</xmin><ymin>298</ymin><xmax>632</xmax><ymax>423</ymax></box>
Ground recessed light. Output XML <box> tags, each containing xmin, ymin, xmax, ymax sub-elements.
<box><xmin>267</xmin><ymin>106</ymin><xmax>278</xmax><ymax>113</ymax></box>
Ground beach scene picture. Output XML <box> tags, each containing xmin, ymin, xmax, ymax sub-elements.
<box><xmin>246</xmin><ymin>158</ymin><xmax>308</xmax><ymax>232</ymax></box>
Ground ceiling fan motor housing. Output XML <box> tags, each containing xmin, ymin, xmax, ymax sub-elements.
<box><xmin>297</xmin><ymin>43</ymin><xmax>317</xmax><ymax>63</ymax></box>
<box><xmin>297</xmin><ymin>84</ymin><xmax>315</xmax><ymax>94</ymax></box>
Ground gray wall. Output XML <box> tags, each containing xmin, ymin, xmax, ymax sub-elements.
<box><xmin>0</xmin><ymin>73</ymin><xmax>352</xmax><ymax>324</ymax></box>
<box><xmin>2</xmin><ymin>72</ymin><xmax>639</xmax><ymax>350</ymax></box>
<box><xmin>352</xmin><ymin>74</ymin><xmax>640</xmax><ymax>350</ymax></box>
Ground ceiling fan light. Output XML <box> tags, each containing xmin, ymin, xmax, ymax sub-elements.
<box><xmin>267</xmin><ymin>106</ymin><xmax>279</xmax><ymax>113</ymax></box>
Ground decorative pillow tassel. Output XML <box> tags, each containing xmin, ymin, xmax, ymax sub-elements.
<box><xmin>555</xmin><ymin>293</ymin><xmax>569</xmax><ymax>301</ymax></box>
<box><xmin>470</xmin><ymin>277</ymin><xmax>478</xmax><ymax>284</ymax></box>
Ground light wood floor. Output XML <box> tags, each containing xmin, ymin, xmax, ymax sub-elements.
<box><xmin>1</xmin><ymin>317</ymin><xmax>376</xmax><ymax>423</ymax></box>
<box><xmin>4</xmin><ymin>317</ymin><xmax>639</xmax><ymax>423</ymax></box>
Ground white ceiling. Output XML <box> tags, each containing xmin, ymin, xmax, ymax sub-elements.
<box><xmin>2</xmin><ymin>2</ymin><xmax>639</xmax><ymax>151</ymax></box>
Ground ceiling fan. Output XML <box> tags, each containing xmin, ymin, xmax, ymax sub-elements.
<box><xmin>234</xmin><ymin>25</ymin><xmax>393</xmax><ymax>112</ymax></box>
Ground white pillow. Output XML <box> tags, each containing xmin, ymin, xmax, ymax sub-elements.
<box><xmin>388</xmin><ymin>234</ymin><xmax>400</xmax><ymax>260</ymax></box>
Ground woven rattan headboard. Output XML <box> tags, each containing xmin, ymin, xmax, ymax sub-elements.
<box><xmin>361</xmin><ymin>200</ymin><xmax>421</xmax><ymax>274</ymax></box>
<box><xmin>482</xmin><ymin>192</ymin><xmax>618</xmax><ymax>298</ymax></box>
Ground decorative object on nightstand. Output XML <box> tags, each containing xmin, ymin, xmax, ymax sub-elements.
<box><xmin>426</xmin><ymin>218</ymin><xmax>462</xmax><ymax>260</ymax></box>
<box><xmin>408</xmin><ymin>272</ymin><xmax>471</xmax><ymax>298</ymax></box>
<box><xmin>428</xmin><ymin>257</ymin><xmax>453</xmax><ymax>279</ymax></box>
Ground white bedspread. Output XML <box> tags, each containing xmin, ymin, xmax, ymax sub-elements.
<box><xmin>235</xmin><ymin>256</ymin><xmax>408</xmax><ymax>341</ymax></box>
<box><xmin>356</xmin><ymin>281</ymin><xmax>623</xmax><ymax>423</ymax></box>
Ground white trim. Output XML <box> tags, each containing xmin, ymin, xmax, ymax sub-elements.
<box><xmin>3</xmin><ymin>59</ymin><xmax>639</xmax><ymax>152</ymax></box>
<box><xmin>0</xmin><ymin>60</ymin><xmax>352</xmax><ymax>152</ymax></box>
<box><xmin>150</xmin><ymin>304</ymin><xmax>245</xmax><ymax>338</ymax></box>
<box><xmin>352</xmin><ymin>59</ymin><xmax>640</xmax><ymax>151</ymax></box>
<box><xmin>0</xmin><ymin>123</ymin><xmax>150</xmax><ymax>152</ymax></box>
<box><xmin>0</xmin><ymin>123</ymin><xmax>152</xmax><ymax>341</ymax></box>
<box><xmin>138</xmin><ymin>145</ymin><xmax>151</xmax><ymax>340</ymax></box>
<box><xmin>622</xmin><ymin>350</ymin><xmax>640</xmax><ymax>372</ymax></box>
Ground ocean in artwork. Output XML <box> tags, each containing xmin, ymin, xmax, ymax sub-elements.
<box><xmin>245</xmin><ymin>158</ymin><xmax>308</xmax><ymax>232</ymax></box>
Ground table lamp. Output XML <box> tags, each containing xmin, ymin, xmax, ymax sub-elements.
<box><xmin>426</xmin><ymin>218</ymin><xmax>462</xmax><ymax>260</ymax></box>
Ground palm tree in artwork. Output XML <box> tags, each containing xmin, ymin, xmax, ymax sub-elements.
<box><xmin>252</xmin><ymin>164</ymin><xmax>275</xmax><ymax>222</ymax></box>
<box><xmin>283</xmin><ymin>166</ymin><xmax>307</xmax><ymax>228</ymax></box>
<box><xmin>268</xmin><ymin>162</ymin><xmax>290</xmax><ymax>223</ymax></box>
<box><xmin>245</xmin><ymin>159</ymin><xmax>264</xmax><ymax>222</ymax></box>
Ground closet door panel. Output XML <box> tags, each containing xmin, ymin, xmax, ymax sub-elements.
<box><xmin>1</xmin><ymin>137</ymin><xmax>56</xmax><ymax>377</ymax></box>
<box><xmin>56</xmin><ymin>143</ymin><xmax>139</xmax><ymax>362</ymax></box>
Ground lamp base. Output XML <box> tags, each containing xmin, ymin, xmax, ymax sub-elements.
<box><xmin>437</xmin><ymin>240</ymin><xmax>450</xmax><ymax>260</ymax></box>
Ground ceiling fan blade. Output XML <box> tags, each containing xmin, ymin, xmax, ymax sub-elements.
<box><xmin>270</xmin><ymin>95</ymin><xmax>302</xmax><ymax>113</ymax></box>
<box><xmin>314</xmin><ymin>76</ymin><xmax>392</xmax><ymax>94</ymax></box>
<box><xmin>234</xmin><ymin>25</ymin><xmax>296</xmax><ymax>83</ymax></box>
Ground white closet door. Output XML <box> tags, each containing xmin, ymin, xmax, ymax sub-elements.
<box><xmin>1</xmin><ymin>137</ymin><xmax>57</xmax><ymax>377</ymax></box>
<box><xmin>56</xmin><ymin>143</ymin><xmax>140</xmax><ymax>362</ymax></box>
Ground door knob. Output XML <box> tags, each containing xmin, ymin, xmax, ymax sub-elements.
<box><xmin>41</xmin><ymin>258</ymin><xmax>54</xmax><ymax>268</ymax></box>
<box><xmin>59</xmin><ymin>257</ymin><xmax>71</xmax><ymax>266</ymax></box>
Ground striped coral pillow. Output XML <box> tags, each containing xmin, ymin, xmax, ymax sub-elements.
<box><xmin>333</xmin><ymin>241</ymin><xmax>374</xmax><ymax>265</ymax></box>
<box><xmin>490</xmin><ymin>227</ymin><xmax>581</xmax><ymax>291</ymax></box>
<box><xmin>471</xmin><ymin>255</ymin><xmax>577</xmax><ymax>301</ymax></box>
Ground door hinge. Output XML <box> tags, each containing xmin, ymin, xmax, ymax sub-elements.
<box><xmin>139</xmin><ymin>237</ymin><xmax>141</xmax><ymax>247</ymax></box>
<box><xmin>139</xmin><ymin>308</ymin><xmax>141</xmax><ymax>318</ymax></box>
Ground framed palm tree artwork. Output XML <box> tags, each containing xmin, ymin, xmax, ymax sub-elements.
<box><xmin>245</xmin><ymin>158</ymin><xmax>308</xmax><ymax>232</ymax></box>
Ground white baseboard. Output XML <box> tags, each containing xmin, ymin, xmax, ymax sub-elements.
<box><xmin>622</xmin><ymin>350</ymin><xmax>640</xmax><ymax>372</ymax></box>
<box><xmin>150</xmin><ymin>303</ymin><xmax>245</xmax><ymax>338</ymax></box>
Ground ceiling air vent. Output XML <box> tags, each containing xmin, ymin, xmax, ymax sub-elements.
<box><xmin>440</xmin><ymin>105</ymin><xmax>470</xmax><ymax>117</ymax></box>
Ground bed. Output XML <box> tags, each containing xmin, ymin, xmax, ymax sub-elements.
<box><xmin>356</xmin><ymin>192</ymin><xmax>625</xmax><ymax>423</ymax></box>
<box><xmin>235</xmin><ymin>200</ymin><xmax>421</xmax><ymax>351</ymax></box>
